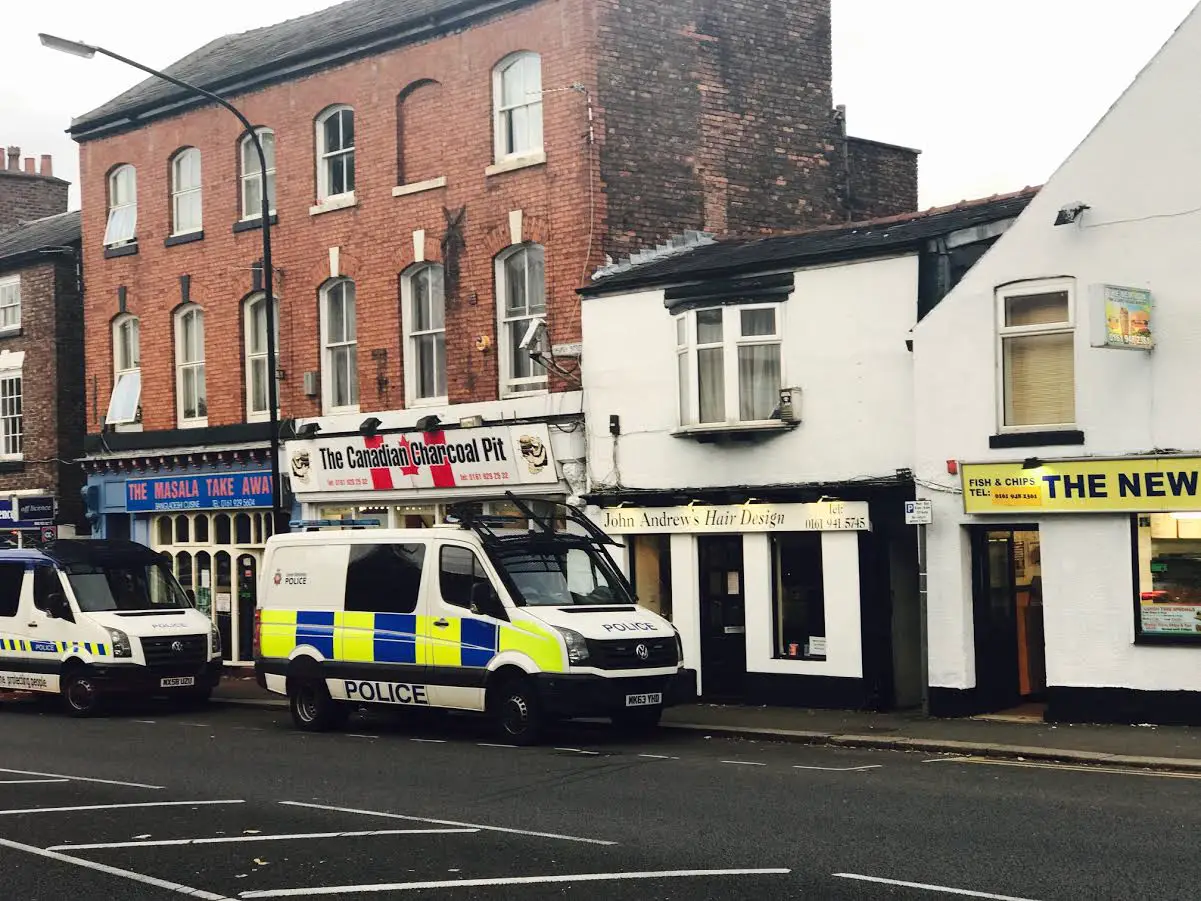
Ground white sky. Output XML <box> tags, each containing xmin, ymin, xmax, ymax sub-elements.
<box><xmin>2</xmin><ymin>0</ymin><xmax>1196</xmax><ymax>211</ymax></box>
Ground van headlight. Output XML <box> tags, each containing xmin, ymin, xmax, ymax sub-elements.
<box><xmin>107</xmin><ymin>628</ymin><xmax>132</xmax><ymax>659</ymax></box>
<box><xmin>553</xmin><ymin>627</ymin><xmax>589</xmax><ymax>665</ymax></box>
<box><xmin>211</xmin><ymin>622</ymin><xmax>222</xmax><ymax>657</ymax></box>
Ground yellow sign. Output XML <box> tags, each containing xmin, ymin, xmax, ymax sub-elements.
<box><xmin>962</xmin><ymin>457</ymin><xmax>1201</xmax><ymax>514</ymax></box>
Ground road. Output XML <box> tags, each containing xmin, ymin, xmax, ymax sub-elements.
<box><xmin>0</xmin><ymin>697</ymin><xmax>1198</xmax><ymax>900</ymax></box>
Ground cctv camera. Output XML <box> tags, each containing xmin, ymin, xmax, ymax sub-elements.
<box><xmin>519</xmin><ymin>316</ymin><xmax>546</xmax><ymax>351</ymax></box>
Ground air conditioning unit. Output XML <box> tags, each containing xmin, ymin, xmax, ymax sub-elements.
<box><xmin>778</xmin><ymin>387</ymin><xmax>802</xmax><ymax>424</ymax></box>
<box><xmin>303</xmin><ymin>371</ymin><xmax>320</xmax><ymax>397</ymax></box>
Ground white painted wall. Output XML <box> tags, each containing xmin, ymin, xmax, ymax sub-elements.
<box><xmin>582</xmin><ymin>255</ymin><xmax>920</xmax><ymax>491</ymax></box>
<box><xmin>914</xmin><ymin>5</ymin><xmax>1201</xmax><ymax>693</ymax></box>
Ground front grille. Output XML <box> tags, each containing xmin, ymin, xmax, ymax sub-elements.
<box><xmin>140</xmin><ymin>635</ymin><xmax>207</xmax><ymax>667</ymax></box>
<box><xmin>585</xmin><ymin>636</ymin><xmax>677</xmax><ymax>670</ymax></box>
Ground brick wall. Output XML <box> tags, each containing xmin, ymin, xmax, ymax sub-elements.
<box><xmin>0</xmin><ymin>256</ymin><xmax>86</xmax><ymax>530</ymax></box>
<box><xmin>846</xmin><ymin>137</ymin><xmax>919</xmax><ymax>221</ymax></box>
<box><xmin>0</xmin><ymin>151</ymin><xmax>69</xmax><ymax>233</ymax></box>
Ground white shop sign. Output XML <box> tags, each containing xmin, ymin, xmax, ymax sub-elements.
<box><xmin>287</xmin><ymin>424</ymin><xmax>558</xmax><ymax>494</ymax></box>
<box><xmin>594</xmin><ymin>501</ymin><xmax>870</xmax><ymax>534</ymax></box>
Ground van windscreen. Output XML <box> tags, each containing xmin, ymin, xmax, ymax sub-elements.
<box><xmin>495</xmin><ymin>545</ymin><xmax>630</xmax><ymax>607</ymax></box>
<box><xmin>66</xmin><ymin>562</ymin><xmax>192</xmax><ymax>613</ymax></box>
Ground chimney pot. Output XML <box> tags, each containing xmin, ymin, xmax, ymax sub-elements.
<box><xmin>5</xmin><ymin>147</ymin><xmax>18</xmax><ymax>172</ymax></box>
<box><xmin>39</xmin><ymin>155</ymin><xmax>52</xmax><ymax>177</ymax></box>
<box><xmin>23</xmin><ymin>158</ymin><xmax>35</xmax><ymax>175</ymax></box>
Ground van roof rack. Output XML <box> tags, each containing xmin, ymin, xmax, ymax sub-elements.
<box><xmin>446</xmin><ymin>492</ymin><xmax>620</xmax><ymax>550</ymax></box>
<box><xmin>288</xmin><ymin>518</ymin><xmax>382</xmax><ymax>531</ymax></box>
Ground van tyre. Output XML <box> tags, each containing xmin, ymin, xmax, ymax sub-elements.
<box><xmin>612</xmin><ymin>706</ymin><xmax>662</xmax><ymax>734</ymax></box>
<box><xmin>62</xmin><ymin>672</ymin><xmax>103</xmax><ymax>718</ymax></box>
<box><xmin>288</xmin><ymin>678</ymin><xmax>348</xmax><ymax>732</ymax></box>
<box><xmin>493</xmin><ymin>677</ymin><xmax>543</xmax><ymax>746</ymax></box>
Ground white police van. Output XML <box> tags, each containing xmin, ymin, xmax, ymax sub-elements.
<box><xmin>0</xmin><ymin>540</ymin><xmax>222</xmax><ymax>715</ymax></box>
<box><xmin>255</xmin><ymin>495</ymin><xmax>691</xmax><ymax>744</ymax></box>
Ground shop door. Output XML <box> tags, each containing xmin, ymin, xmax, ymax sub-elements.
<box><xmin>237</xmin><ymin>556</ymin><xmax>257</xmax><ymax>663</ymax></box>
<box><xmin>970</xmin><ymin>528</ymin><xmax>1045</xmax><ymax>712</ymax></box>
<box><xmin>698</xmin><ymin>536</ymin><xmax>746</xmax><ymax>700</ymax></box>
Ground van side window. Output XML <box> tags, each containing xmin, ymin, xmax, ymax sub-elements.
<box><xmin>345</xmin><ymin>544</ymin><xmax>426</xmax><ymax>614</ymax></box>
<box><xmin>0</xmin><ymin>563</ymin><xmax>22</xmax><ymax>617</ymax></box>
<box><xmin>33</xmin><ymin>566</ymin><xmax>64</xmax><ymax>614</ymax></box>
<box><xmin>439</xmin><ymin>546</ymin><xmax>489</xmax><ymax>610</ymax></box>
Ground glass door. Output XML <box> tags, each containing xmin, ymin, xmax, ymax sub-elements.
<box><xmin>698</xmin><ymin>536</ymin><xmax>746</xmax><ymax>700</ymax></box>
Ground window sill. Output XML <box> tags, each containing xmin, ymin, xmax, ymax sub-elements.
<box><xmin>112</xmin><ymin>423</ymin><xmax>143</xmax><ymax>433</ymax></box>
<box><xmin>104</xmin><ymin>243</ymin><xmax>139</xmax><ymax>259</ymax></box>
<box><xmin>233</xmin><ymin>214</ymin><xmax>278</xmax><ymax>234</ymax></box>
<box><xmin>0</xmin><ymin>459</ymin><xmax>24</xmax><ymax>474</ymax></box>
<box><xmin>165</xmin><ymin>230</ymin><xmax>204</xmax><ymax>248</ymax></box>
<box><xmin>310</xmin><ymin>192</ymin><xmax>357</xmax><ymax>217</ymax></box>
<box><xmin>485</xmin><ymin>151</ymin><xmax>546</xmax><ymax>177</ymax></box>
<box><xmin>178</xmin><ymin>419</ymin><xmax>209</xmax><ymax>430</ymax></box>
<box><xmin>501</xmin><ymin>386</ymin><xmax>549</xmax><ymax>400</ymax></box>
<box><xmin>407</xmin><ymin>396</ymin><xmax>449</xmax><ymax>409</ymax></box>
<box><xmin>392</xmin><ymin>177</ymin><xmax>447</xmax><ymax>198</ymax></box>
<box><xmin>325</xmin><ymin>405</ymin><xmax>361</xmax><ymax>416</ymax></box>
<box><xmin>989</xmin><ymin>429</ymin><xmax>1085</xmax><ymax>449</ymax></box>
<box><xmin>671</xmin><ymin>420</ymin><xmax>796</xmax><ymax>442</ymax></box>
<box><xmin>0</xmin><ymin>328</ymin><xmax>22</xmax><ymax>340</ymax></box>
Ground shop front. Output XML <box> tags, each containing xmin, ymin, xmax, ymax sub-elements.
<box><xmin>590</xmin><ymin>498</ymin><xmax>909</xmax><ymax>709</ymax></box>
<box><xmin>0</xmin><ymin>494</ymin><xmax>62</xmax><ymax>548</ymax></box>
<box><xmin>949</xmin><ymin>454</ymin><xmax>1201</xmax><ymax>724</ymax></box>
<box><xmin>285</xmin><ymin>422</ymin><xmax>570</xmax><ymax>527</ymax></box>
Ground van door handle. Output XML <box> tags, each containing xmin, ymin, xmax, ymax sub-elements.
<box><xmin>433</xmin><ymin>618</ymin><xmax>450</xmax><ymax>628</ymax></box>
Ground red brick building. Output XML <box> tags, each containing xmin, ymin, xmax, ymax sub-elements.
<box><xmin>71</xmin><ymin>0</ymin><xmax>916</xmax><ymax>662</ymax></box>
<box><xmin>0</xmin><ymin>146</ymin><xmax>83</xmax><ymax>544</ymax></box>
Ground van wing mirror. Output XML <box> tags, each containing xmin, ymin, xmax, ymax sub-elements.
<box><xmin>470</xmin><ymin>582</ymin><xmax>505</xmax><ymax>619</ymax></box>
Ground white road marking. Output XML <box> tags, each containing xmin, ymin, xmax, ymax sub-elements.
<box><xmin>410</xmin><ymin>738</ymin><xmax>446</xmax><ymax>744</ymax></box>
<box><xmin>0</xmin><ymin>836</ymin><xmax>235</xmax><ymax>901</ymax></box>
<box><xmin>923</xmin><ymin>757</ymin><xmax>965</xmax><ymax>763</ymax></box>
<box><xmin>179</xmin><ymin>722</ymin><xmax>211</xmax><ymax>728</ymax></box>
<box><xmin>0</xmin><ymin>799</ymin><xmax>244</xmax><ymax>816</ymax></box>
<box><xmin>279</xmin><ymin>801</ymin><xmax>616</xmax><ymax>846</ymax></box>
<box><xmin>834</xmin><ymin>873</ymin><xmax>1041</xmax><ymax>900</ymax></box>
<box><xmin>554</xmin><ymin>748</ymin><xmax>600</xmax><ymax>756</ymax></box>
<box><xmin>936</xmin><ymin>756</ymin><xmax>1201</xmax><ymax>780</ymax></box>
<box><xmin>239</xmin><ymin>868</ymin><xmax>793</xmax><ymax>897</ymax></box>
<box><xmin>0</xmin><ymin>767</ymin><xmax>163</xmax><ymax>789</ymax></box>
<box><xmin>720</xmin><ymin>760</ymin><xmax>766</xmax><ymax>766</ymax></box>
<box><xmin>134</xmin><ymin>720</ymin><xmax>157</xmax><ymax>725</ymax></box>
<box><xmin>793</xmin><ymin>765</ymin><xmax>882</xmax><ymax>772</ymax></box>
<box><xmin>0</xmin><ymin>779</ymin><xmax>70</xmax><ymax>785</ymax></box>
<box><xmin>345</xmin><ymin>735</ymin><xmax>378</xmax><ymax>740</ymax></box>
<box><xmin>638</xmin><ymin>753</ymin><xmax>680</xmax><ymax>760</ymax></box>
<box><xmin>477</xmin><ymin>742</ymin><xmax>518</xmax><ymax>749</ymax></box>
<box><xmin>48</xmin><ymin>828</ymin><xmax>478</xmax><ymax>851</ymax></box>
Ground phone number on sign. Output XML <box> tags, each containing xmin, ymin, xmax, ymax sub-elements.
<box><xmin>458</xmin><ymin>471</ymin><xmax>512</xmax><ymax>482</ymax></box>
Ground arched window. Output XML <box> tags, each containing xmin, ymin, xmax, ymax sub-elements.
<box><xmin>174</xmin><ymin>304</ymin><xmax>207</xmax><ymax>426</ymax></box>
<box><xmin>315</xmin><ymin>105</ymin><xmax>355</xmax><ymax>201</ymax></box>
<box><xmin>495</xmin><ymin>243</ymin><xmax>547</xmax><ymax>395</ymax></box>
<box><xmin>401</xmin><ymin>263</ymin><xmax>446</xmax><ymax>403</ymax></box>
<box><xmin>240</xmin><ymin>128</ymin><xmax>276</xmax><ymax>220</ymax></box>
<box><xmin>156</xmin><ymin>516</ymin><xmax>172</xmax><ymax>546</ymax></box>
<box><xmin>320</xmin><ymin>279</ymin><xmax>358</xmax><ymax>412</ymax></box>
<box><xmin>244</xmin><ymin>294</ymin><xmax>279</xmax><ymax>421</ymax></box>
<box><xmin>174</xmin><ymin>514</ymin><xmax>190</xmax><ymax>544</ymax></box>
<box><xmin>170</xmin><ymin>148</ymin><xmax>202</xmax><ymax>235</ymax></box>
<box><xmin>493</xmin><ymin>53</ymin><xmax>543</xmax><ymax>162</ymax></box>
<box><xmin>107</xmin><ymin>314</ymin><xmax>141</xmax><ymax>426</ymax></box>
<box><xmin>396</xmin><ymin>80</ymin><xmax>444</xmax><ymax>187</ymax></box>
<box><xmin>214</xmin><ymin>514</ymin><xmax>231</xmax><ymax>545</ymax></box>
<box><xmin>104</xmin><ymin>164</ymin><xmax>137</xmax><ymax>247</ymax></box>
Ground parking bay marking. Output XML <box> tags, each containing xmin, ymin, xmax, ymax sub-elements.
<box><xmin>835</xmin><ymin>873</ymin><xmax>1041</xmax><ymax>901</ymax></box>
<box><xmin>48</xmin><ymin>827</ymin><xmax>479</xmax><ymax>851</ymax></box>
<box><xmin>0</xmin><ymin>766</ymin><xmax>163</xmax><ymax>789</ymax></box>
<box><xmin>279</xmin><ymin>800</ymin><xmax>617</xmax><ymax>846</ymax></box>
<box><xmin>0</xmin><ymin>836</ymin><xmax>235</xmax><ymax>901</ymax></box>
<box><xmin>239</xmin><ymin>868</ymin><xmax>793</xmax><ymax>898</ymax></box>
<box><xmin>0</xmin><ymin>799</ymin><xmax>245</xmax><ymax>816</ymax></box>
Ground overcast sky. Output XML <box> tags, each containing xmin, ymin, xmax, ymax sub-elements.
<box><xmin>3</xmin><ymin>0</ymin><xmax>1196</xmax><ymax>211</ymax></box>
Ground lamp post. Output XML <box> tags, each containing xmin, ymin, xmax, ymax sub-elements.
<box><xmin>40</xmin><ymin>34</ymin><xmax>286</xmax><ymax>534</ymax></box>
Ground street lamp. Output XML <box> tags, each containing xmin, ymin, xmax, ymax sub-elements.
<box><xmin>40</xmin><ymin>34</ymin><xmax>286</xmax><ymax>534</ymax></box>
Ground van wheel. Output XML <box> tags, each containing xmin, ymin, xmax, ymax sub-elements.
<box><xmin>493</xmin><ymin>677</ymin><xmax>543</xmax><ymax>746</ymax></box>
<box><xmin>288</xmin><ymin>679</ymin><xmax>347</xmax><ymax>732</ymax></box>
<box><xmin>62</xmin><ymin>672</ymin><xmax>104</xmax><ymax>718</ymax></box>
<box><xmin>612</xmin><ymin>706</ymin><xmax>662</xmax><ymax>734</ymax></box>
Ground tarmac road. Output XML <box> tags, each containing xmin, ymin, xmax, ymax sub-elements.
<box><xmin>0</xmin><ymin>697</ymin><xmax>1198</xmax><ymax>900</ymax></box>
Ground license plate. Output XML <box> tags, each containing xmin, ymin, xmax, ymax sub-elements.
<box><xmin>160</xmin><ymin>677</ymin><xmax>195</xmax><ymax>688</ymax></box>
<box><xmin>625</xmin><ymin>692</ymin><xmax>662</xmax><ymax>707</ymax></box>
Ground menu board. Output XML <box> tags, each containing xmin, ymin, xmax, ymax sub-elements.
<box><xmin>1140</xmin><ymin>601</ymin><xmax>1201</xmax><ymax>635</ymax></box>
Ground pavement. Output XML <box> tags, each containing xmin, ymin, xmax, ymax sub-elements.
<box><xmin>3</xmin><ymin>697</ymin><xmax>1201</xmax><ymax>899</ymax></box>
<box><xmin>214</xmin><ymin>669</ymin><xmax>1201</xmax><ymax>773</ymax></box>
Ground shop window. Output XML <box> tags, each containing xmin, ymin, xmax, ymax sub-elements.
<box><xmin>215</xmin><ymin>514</ymin><xmax>231</xmax><ymax>545</ymax></box>
<box><xmin>156</xmin><ymin>516</ymin><xmax>172</xmax><ymax>546</ymax></box>
<box><xmin>174</xmin><ymin>514</ymin><xmax>190</xmax><ymax>544</ymax></box>
<box><xmin>440</xmin><ymin>545</ymin><xmax>489</xmax><ymax>610</ymax></box>
<box><xmin>628</xmin><ymin>535</ymin><xmax>672</xmax><ymax>620</ymax></box>
<box><xmin>195</xmin><ymin>551</ymin><xmax>213</xmax><ymax>616</ymax></box>
<box><xmin>177</xmin><ymin>551</ymin><xmax>194</xmax><ymax>592</ymax></box>
<box><xmin>772</xmin><ymin>533</ymin><xmax>826</xmax><ymax>659</ymax></box>
<box><xmin>998</xmin><ymin>282</ymin><xmax>1075</xmax><ymax>429</ymax></box>
<box><xmin>346</xmin><ymin>543</ymin><xmax>426</xmax><ymax>614</ymax></box>
<box><xmin>235</xmin><ymin>513</ymin><xmax>252</xmax><ymax>545</ymax></box>
<box><xmin>675</xmin><ymin>305</ymin><xmax>782</xmax><ymax>425</ymax></box>
<box><xmin>1134</xmin><ymin>513</ymin><xmax>1201</xmax><ymax>642</ymax></box>
<box><xmin>0</xmin><ymin>562</ymin><xmax>22</xmax><ymax>616</ymax></box>
<box><xmin>194</xmin><ymin>514</ymin><xmax>209</xmax><ymax>544</ymax></box>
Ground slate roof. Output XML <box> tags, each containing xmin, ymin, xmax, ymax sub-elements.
<box><xmin>580</xmin><ymin>188</ymin><xmax>1040</xmax><ymax>296</ymax></box>
<box><xmin>70</xmin><ymin>0</ymin><xmax>535</xmax><ymax>140</ymax></box>
<box><xmin>0</xmin><ymin>210</ymin><xmax>81</xmax><ymax>272</ymax></box>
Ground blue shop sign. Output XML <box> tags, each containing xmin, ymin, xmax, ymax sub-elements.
<box><xmin>0</xmin><ymin>495</ymin><xmax>56</xmax><ymax>528</ymax></box>
<box><xmin>125</xmin><ymin>471</ymin><xmax>273</xmax><ymax>513</ymax></box>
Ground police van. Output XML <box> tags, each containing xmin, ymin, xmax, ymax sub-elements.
<box><xmin>0</xmin><ymin>541</ymin><xmax>222</xmax><ymax>716</ymax></box>
<box><xmin>255</xmin><ymin>495</ymin><xmax>690</xmax><ymax>744</ymax></box>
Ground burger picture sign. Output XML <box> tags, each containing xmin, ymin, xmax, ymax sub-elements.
<box><xmin>286</xmin><ymin>423</ymin><xmax>559</xmax><ymax>493</ymax></box>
